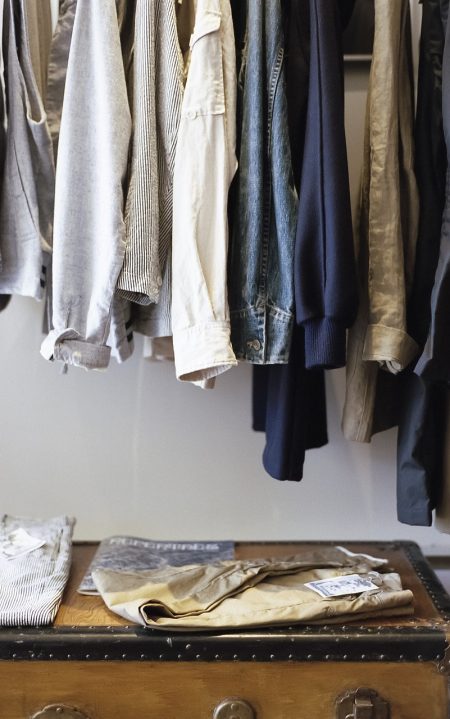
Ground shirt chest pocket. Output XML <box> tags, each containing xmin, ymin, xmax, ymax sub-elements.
<box><xmin>182</xmin><ymin>10</ymin><xmax>225</xmax><ymax>118</ymax></box>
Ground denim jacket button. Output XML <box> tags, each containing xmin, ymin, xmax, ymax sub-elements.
<box><xmin>247</xmin><ymin>339</ymin><xmax>261</xmax><ymax>351</ymax></box>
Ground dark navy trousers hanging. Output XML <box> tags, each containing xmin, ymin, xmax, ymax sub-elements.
<box><xmin>397</xmin><ymin>0</ymin><xmax>448</xmax><ymax>525</ymax></box>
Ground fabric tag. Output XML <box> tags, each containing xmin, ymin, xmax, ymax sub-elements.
<box><xmin>0</xmin><ymin>528</ymin><xmax>45</xmax><ymax>560</ymax></box>
<box><xmin>305</xmin><ymin>573</ymin><xmax>379</xmax><ymax>598</ymax></box>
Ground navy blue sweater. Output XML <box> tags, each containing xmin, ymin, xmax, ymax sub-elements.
<box><xmin>295</xmin><ymin>0</ymin><xmax>358</xmax><ymax>370</ymax></box>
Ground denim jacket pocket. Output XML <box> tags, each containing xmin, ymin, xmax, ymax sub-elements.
<box><xmin>184</xmin><ymin>10</ymin><xmax>225</xmax><ymax>117</ymax></box>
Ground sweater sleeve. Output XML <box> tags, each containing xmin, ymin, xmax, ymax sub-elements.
<box><xmin>294</xmin><ymin>0</ymin><xmax>358</xmax><ymax>370</ymax></box>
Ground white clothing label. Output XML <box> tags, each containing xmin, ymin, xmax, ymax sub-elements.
<box><xmin>0</xmin><ymin>528</ymin><xmax>45</xmax><ymax>560</ymax></box>
<box><xmin>305</xmin><ymin>573</ymin><xmax>379</xmax><ymax>598</ymax></box>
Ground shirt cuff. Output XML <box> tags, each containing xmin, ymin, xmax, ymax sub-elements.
<box><xmin>41</xmin><ymin>329</ymin><xmax>111</xmax><ymax>370</ymax></box>
<box><xmin>362</xmin><ymin>324</ymin><xmax>419</xmax><ymax>374</ymax></box>
<box><xmin>173</xmin><ymin>321</ymin><xmax>237</xmax><ymax>385</ymax></box>
<box><xmin>302</xmin><ymin>317</ymin><xmax>347</xmax><ymax>370</ymax></box>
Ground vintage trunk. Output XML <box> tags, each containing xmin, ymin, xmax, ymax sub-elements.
<box><xmin>0</xmin><ymin>541</ymin><xmax>449</xmax><ymax>718</ymax></box>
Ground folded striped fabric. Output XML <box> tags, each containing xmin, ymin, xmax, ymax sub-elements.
<box><xmin>0</xmin><ymin>514</ymin><xmax>75</xmax><ymax>626</ymax></box>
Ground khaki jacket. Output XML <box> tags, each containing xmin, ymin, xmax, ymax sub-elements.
<box><xmin>343</xmin><ymin>0</ymin><xmax>419</xmax><ymax>442</ymax></box>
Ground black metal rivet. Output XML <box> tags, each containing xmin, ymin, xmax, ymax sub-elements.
<box><xmin>185</xmin><ymin>643</ymin><xmax>191</xmax><ymax>650</ymax></box>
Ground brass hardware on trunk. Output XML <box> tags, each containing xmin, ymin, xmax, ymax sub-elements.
<box><xmin>213</xmin><ymin>697</ymin><xmax>256</xmax><ymax>719</ymax></box>
<box><xmin>336</xmin><ymin>688</ymin><xmax>390</xmax><ymax>718</ymax></box>
<box><xmin>30</xmin><ymin>705</ymin><xmax>90</xmax><ymax>719</ymax></box>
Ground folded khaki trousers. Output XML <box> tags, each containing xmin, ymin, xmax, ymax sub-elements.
<box><xmin>93</xmin><ymin>547</ymin><xmax>414</xmax><ymax>630</ymax></box>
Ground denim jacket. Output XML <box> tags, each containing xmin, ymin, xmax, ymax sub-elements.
<box><xmin>228</xmin><ymin>0</ymin><xmax>298</xmax><ymax>365</ymax></box>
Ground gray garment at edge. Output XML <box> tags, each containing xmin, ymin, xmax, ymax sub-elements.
<box><xmin>0</xmin><ymin>514</ymin><xmax>75</xmax><ymax>626</ymax></box>
<box><xmin>0</xmin><ymin>0</ymin><xmax>54</xmax><ymax>300</ymax></box>
<box><xmin>93</xmin><ymin>547</ymin><xmax>413</xmax><ymax>630</ymax></box>
<box><xmin>41</xmin><ymin>0</ymin><xmax>132</xmax><ymax>370</ymax></box>
<box><xmin>0</xmin><ymin>0</ymin><xmax>7</xmax><ymax>309</ymax></box>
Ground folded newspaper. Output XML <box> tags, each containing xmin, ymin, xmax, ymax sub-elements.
<box><xmin>78</xmin><ymin>536</ymin><xmax>235</xmax><ymax>595</ymax></box>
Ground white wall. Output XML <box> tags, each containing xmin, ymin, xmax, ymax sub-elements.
<box><xmin>0</xmin><ymin>2</ymin><xmax>448</xmax><ymax>554</ymax></box>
